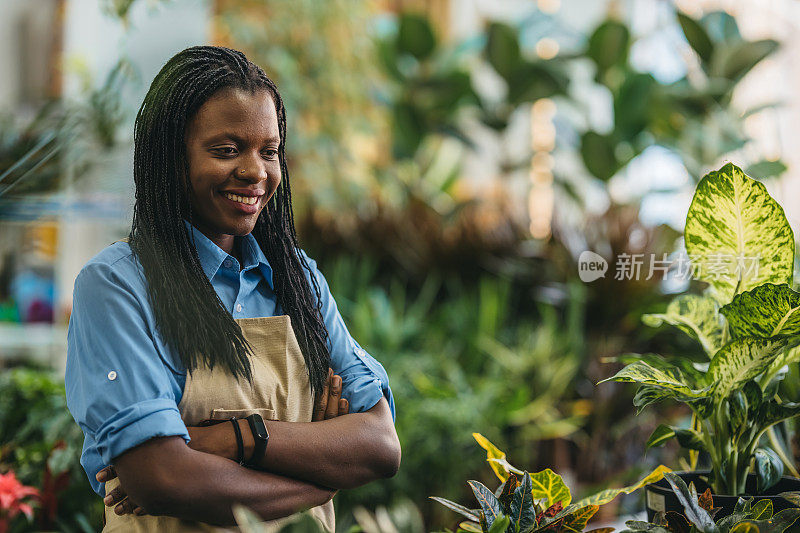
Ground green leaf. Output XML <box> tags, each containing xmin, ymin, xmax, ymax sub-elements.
<box><xmin>485</xmin><ymin>22</ymin><xmax>521</xmax><ymax>81</ymax></box>
<box><xmin>646</xmin><ymin>424</ymin><xmax>676</xmax><ymax>448</ymax></box>
<box><xmin>703</xmin><ymin>11</ymin><xmax>741</xmax><ymax>44</ymax></box>
<box><xmin>665</xmin><ymin>511</ymin><xmax>692</xmax><ymax>533</ymax></box>
<box><xmin>721</xmin><ymin>284</ymin><xmax>800</xmax><ymax>341</ymax></box>
<box><xmin>497</xmin><ymin>473</ymin><xmax>519</xmax><ymax>513</ymax></box>
<box><xmin>751</xmin><ymin>499</ymin><xmax>773</xmax><ymax>520</ymax></box>
<box><xmin>458</xmin><ymin>521</ymin><xmax>483</xmax><ymax>533</ymax></box>
<box><xmin>431</xmin><ymin>497</ymin><xmax>481</xmax><ymax>521</ymax></box>
<box><xmin>509</xmin><ymin>471</ymin><xmax>535</xmax><ymax>533</ymax></box>
<box><xmin>708</xmin><ymin>337</ymin><xmax>788</xmax><ymax>397</ymax></box>
<box><xmin>468</xmin><ymin>480</ymin><xmax>503</xmax><ymax>528</ymax></box>
<box><xmin>562</xmin><ymin>505</ymin><xmax>599</xmax><ymax>533</ymax></box>
<box><xmin>529</xmin><ymin>469</ymin><xmax>572</xmax><ymax>508</ymax></box>
<box><xmin>643</xmin><ymin>294</ymin><xmax>725</xmax><ymax>356</ymax></box>
<box><xmin>754</xmin><ymin>448</ymin><xmax>783</xmax><ymax>493</ymax></box>
<box><xmin>684</xmin><ymin>163</ymin><xmax>795</xmax><ymax>304</ymax></box>
<box><xmin>711</xmin><ymin>40</ymin><xmax>779</xmax><ymax>83</ymax></box>
<box><xmin>729</xmin><ymin>508</ymin><xmax>800</xmax><ymax>533</ymax></box>
<box><xmin>777</xmin><ymin>492</ymin><xmax>800</xmax><ymax>507</ymax></box>
<box><xmin>601</xmin><ymin>361</ymin><xmax>710</xmax><ymax>399</ymax></box>
<box><xmin>587</xmin><ymin>19</ymin><xmax>630</xmax><ymax>78</ymax></box>
<box><xmin>574</xmin><ymin>465</ymin><xmax>671</xmax><ymax>508</ymax></box>
<box><xmin>397</xmin><ymin>13</ymin><xmax>436</xmax><ymax>60</ymax></box>
<box><xmin>580</xmin><ymin>131</ymin><xmax>619</xmax><ymax>181</ymax></box>
<box><xmin>663</xmin><ymin>473</ymin><xmax>718</xmax><ymax>533</ymax></box>
<box><xmin>746</xmin><ymin>161</ymin><xmax>787</xmax><ymax>181</ymax></box>
<box><xmin>633</xmin><ymin>386</ymin><xmax>713</xmax><ymax>417</ymax></box>
<box><xmin>614</xmin><ymin>73</ymin><xmax>655</xmax><ymax>141</ymax></box>
<box><xmin>488</xmin><ymin>514</ymin><xmax>511</xmax><ymax>533</ymax></box>
<box><xmin>622</xmin><ymin>521</ymin><xmax>671</xmax><ymax>533</ymax></box>
<box><xmin>678</xmin><ymin>13</ymin><xmax>714</xmax><ymax>65</ymax></box>
<box><xmin>674</xmin><ymin>428</ymin><xmax>706</xmax><ymax>452</ymax></box>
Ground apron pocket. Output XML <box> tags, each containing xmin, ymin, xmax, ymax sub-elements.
<box><xmin>209</xmin><ymin>407</ymin><xmax>277</xmax><ymax>420</ymax></box>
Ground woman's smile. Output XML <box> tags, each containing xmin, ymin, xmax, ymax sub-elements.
<box><xmin>184</xmin><ymin>87</ymin><xmax>282</xmax><ymax>254</ymax></box>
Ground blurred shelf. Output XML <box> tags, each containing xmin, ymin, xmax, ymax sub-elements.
<box><xmin>0</xmin><ymin>322</ymin><xmax>67</xmax><ymax>371</ymax></box>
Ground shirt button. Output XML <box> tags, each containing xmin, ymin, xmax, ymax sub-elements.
<box><xmin>235</xmin><ymin>303</ymin><xmax>242</xmax><ymax>312</ymax></box>
<box><xmin>223</xmin><ymin>259</ymin><xmax>233</xmax><ymax>269</ymax></box>
<box><xmin>107</xmin><ymin>371</ymin><xmax>117</xmax><ymax>381</ymax></box>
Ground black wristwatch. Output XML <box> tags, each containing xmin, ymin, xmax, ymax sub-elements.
<box><xmin>244</xmin><ymin>413</ymin><xmax>269</xmax><ymax>466</ymax></box>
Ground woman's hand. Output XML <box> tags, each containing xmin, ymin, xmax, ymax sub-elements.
<box><xmin>312</xmin><ymin>367</ymin><xmax>349</xmax><ymax>421</ymax></box>
<box><xmin>97</xmin><ymin>465</ymin><xmax>148</xmax><ymax>516</ymax></box>
<box><xmin>100</xmin><ymin>368</ymin><xmax>349</xmax><ymax>515</ymax></box>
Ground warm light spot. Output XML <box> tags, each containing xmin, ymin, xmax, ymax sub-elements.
<box><xmin>536</xmin><ymin>38</ymin><xmax>559</xmax><ymax>60</ymax></box>
<box><xmin>538</xmin><ymin>0</ymin><xmax>561</xmax><ymax>14</ymax></box>
<box><xmin>532</xmin><ymin>98</ymin><xmax>556</xmax><ymax>118</ymax></box>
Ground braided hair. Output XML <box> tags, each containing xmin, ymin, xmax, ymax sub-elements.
<box><xmin>128</xmin><ymin>45</ymin><xmax>330</xmax><ymax>397</ymax></box>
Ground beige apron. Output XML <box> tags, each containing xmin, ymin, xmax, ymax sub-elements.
<box><xmin>102</xmin><ymin>315</ymin><xmax>335</xmax><ymax>532</ymax></box>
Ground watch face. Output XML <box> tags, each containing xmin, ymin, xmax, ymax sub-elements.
<box><xmin>249</xmin><ymin>414</ymin><xmax>268</xmax><ymax>439</ymax></box>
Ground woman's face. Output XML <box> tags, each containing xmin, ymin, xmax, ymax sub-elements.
<box><xmin>184</xmin><ymin>87</ymin><xmax>281</xmax><ymax>253</ymax></box>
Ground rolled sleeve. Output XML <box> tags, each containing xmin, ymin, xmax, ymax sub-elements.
<box><xmin>66</xmin><ymin>261</ymin><xmax>189</xmax><ymax>494</ymax></box>
<box><xmin>299</xmin><ymin>250</ymin><xmax>396</xmax><ymax>422</ymax></box>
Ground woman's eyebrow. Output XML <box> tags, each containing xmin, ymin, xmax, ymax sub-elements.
<box><xmin>203</xmin><ymin>132</ymin><xmax>280</xmax><ymax>144</ymax></box>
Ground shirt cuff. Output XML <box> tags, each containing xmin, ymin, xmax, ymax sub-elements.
<box><xmin>95</xmin><ymin>398</ymin><xmax>190</xmax><ymax>464</ymax></box>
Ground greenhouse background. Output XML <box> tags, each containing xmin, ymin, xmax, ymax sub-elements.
<box><xmin>2</xmin><ymin>0</ymin><xmax>800</xmax><ymax>531</ymax></box>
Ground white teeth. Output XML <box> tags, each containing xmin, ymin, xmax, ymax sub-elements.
<box><xmin>223</xmin><ymin>192</ymin><xmax>257</xmax><ymax>205</ymax></box>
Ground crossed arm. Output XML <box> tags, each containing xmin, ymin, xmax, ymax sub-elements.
<box><xmin>100</xmin><ymin>371</ymin><xmax>401</xmax><ymax>526</ymax></box>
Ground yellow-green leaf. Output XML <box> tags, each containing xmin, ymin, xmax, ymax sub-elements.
<box><xmin>574</xmin><ymin>465</ymin><xmax>671</xmax><ymax>507</ymax></box>
<box><xmin>721</xmin><ymin>284</ymin><xmax>800</xmax><ymax>341</ymax></box>
<box><xmin>708</xmin><ymin>337</ymin><xmax>788</xmax><ymax>397</ymax></box>
<box><xmin>643</xmin><ymin>294</ymin><xmax>725</xmax><ymax>356</ymax></box>
<box><xmin>473</xmin><ymin>433</ymin><xmax>519</xmax><ymax>482</ymax></box>
<box><xmin>684</xmin><ymin>162</ymin><xmax>794</xmax><ymax>305</ymax></box>
<box><xmin>529</xmin><ymin>468</ymin><xmax>572</xmax><ymax>508</ymax></box>
<box><xmin>458</xmin><ymin>521</ymin><xmax>483</xmax><ymax>533</ymax></box>
<box><xmin>562</xmin><ymin>505</ymin><xmax>599</xmax><ymax>533</ymax></box>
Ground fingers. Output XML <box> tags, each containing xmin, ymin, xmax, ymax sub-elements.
<box><xmin>313</xmin><ymin>368</ymin><xmax>333</xmax><ymax>422</ymax></box>
<box><xmin>114</xmin><ymin>497</ymin><xmax>137</xmax><ymax>516</ymax></box>
<box><xmin>96</xmin><ymin>465</ymin><xmax>117</xmax><ymax>482</ymax></box>
<box><xmin>324</xmin><ymin>374</ymin><xmax>342</xmax><ymax>420</ymax></box>
<box><xmin>103</xmin><ymin>486</ymin><xmax>127</xmax><ymax>508</ymax></box>
<box><xmin>338</xmin><ymin>398</ymin><xmax>349</xmax><ymax>416</ymax></box>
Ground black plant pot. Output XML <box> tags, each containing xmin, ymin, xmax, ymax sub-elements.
<box><xmin>645</xmin><ymin>471</ymin><xmax>800</xmax><ymax>524</ymax></box>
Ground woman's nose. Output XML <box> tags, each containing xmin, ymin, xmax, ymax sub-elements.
<box><xmin>237</xmin><ymin>155</ymin><xmax>268</xmax><ymax>182</ymax></box>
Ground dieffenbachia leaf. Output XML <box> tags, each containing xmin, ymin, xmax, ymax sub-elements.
<box><xmin>601</xmin><ymin>361</ymin><xmax>711</xmax><ymax>400</ymax></box>
<box><xmin>754</xmin><ymin>448</ymin><xmax>783</xmax><ymax>493</ymax></box>
<box><xmin>708</xmin><ymin>337</ymin><xmax>788</xmax><ymax>397</ymax></box>
<box><xmin>754</xmin><ymin>401</ymin><xmax>800</xmax><ymax>432</ymax></box>
<box><xmin>529</xmin><ymin>468</ymin><xmax>572</xmax><ymax>508</ymax></box>
<box><xmin>663</xmin><ymin>472</ymin><xmax>718</xmax><ymax>533</ymax></box>
<box><xmin>573</xmin><ymin>465</ymin><xmax>671</xmax><ymax>508</ymax></box>
<box><xmin>509</xmin><ymin>471</ymin><xmax>535</xmax><ymax>533</ymax></box>
<box><xmin>646</xmin><ymin>424</ymin><xmax>676</xmax><ymax>448</ymax></box>
<box><xmin>429</xmin><ymin>497</ymin><xmax>481</xmax><ymax>521</ymax></box>
<box><xmin>633</xmin><ymin>386</ymin><xmax>713</xmax><ymax>417</ymax></box>
<box><xmin>467</xmin><ymin>480</ymin><xmax>503</xmax><ymax>528</ymax></box>
<box><xmin>645</xmin><ymin>425</ymin><xmax>706</xmax><ymax>451</ymax></box>
<box><xmin>473</xmin><ymin>433</ymin><xmax>520</xmax><ymax>482</ymax></box>
<box><xmin>643</xmin><ymin>294</ymin><xmax>726</xmax><ymax>356</ymax></box>
<box><xmin>721</xmin><ymin>284</ymin><xmax>800</xmax><ymax>342</ymax></box>
<box><xmin>684</xmin><ymin>163</ymin><xmax>795</xmax><ymax>305</ymax></box>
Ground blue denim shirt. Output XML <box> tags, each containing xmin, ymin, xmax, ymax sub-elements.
<box><xmin>65</xmin><ymin>221</ymin><xmax>394</xmax><ymax>496</ymax></box>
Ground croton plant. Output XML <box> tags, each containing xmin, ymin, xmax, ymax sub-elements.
<box><xmin>432</xmin><ymin>433</ymin><xmax>669</xmax><ymax>533</ymax></box>
<box><xmin>602</xmin><ymin>163</ymin><xmax>800</xmax><ymax>496</ymax></box>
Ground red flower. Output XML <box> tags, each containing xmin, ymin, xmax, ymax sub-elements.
<box><xmin>0</xmin><ymin>470</ymin><xmax>39</xmax><ymax>528</ymax></box>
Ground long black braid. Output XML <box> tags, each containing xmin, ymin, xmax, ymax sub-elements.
<box><xmin>128</xmin><ymin>45</ymin><xmax>330</xmax><ymax>397</ymax></box>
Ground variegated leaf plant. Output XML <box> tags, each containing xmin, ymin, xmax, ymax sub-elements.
<box><xmin>601</xmin><ymin>163</ymin><xmax>800</xmax><ymax>496</ymax></box>
<box><xmin>431</xmin><ymin>434</ymin><xmax>669</xmax><ymax>533</ymax></box>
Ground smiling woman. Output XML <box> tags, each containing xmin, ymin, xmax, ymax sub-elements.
<box><xmin>64</xmin><ymin>46</ymin><xmax>400</xmax><ymax>532</ymax></box>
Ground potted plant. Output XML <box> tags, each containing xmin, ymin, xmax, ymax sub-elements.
<box><xmin>601</xmin><ymin>163</ymin><xmax>800</xmax><ymax>518</ymax></box>
<box><xmin>431</xmin><ymin>433</ymin><xmax>669</xmax><ymax>532</ymax></box>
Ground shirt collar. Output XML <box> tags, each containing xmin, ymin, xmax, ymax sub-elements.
<box><xmin>182</xmin><ymin>220</ymin><xmax>274</xmax><ymax>289</ymax></box>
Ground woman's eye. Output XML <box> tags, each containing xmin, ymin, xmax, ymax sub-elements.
<box><xmin>262</xmin><ymin>149</ymin><xmax>278</xmax><ymax>159</ymax></box>
<box><xmin>212</xmin><ymin>146</ymin><xmax>237</xmax><ymax>156</ymax></box>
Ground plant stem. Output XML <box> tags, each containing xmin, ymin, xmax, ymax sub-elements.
<box><xmin>767</xmin><ymin>425</ymin><xmax>800</xmax><ymax>478</ymax></box>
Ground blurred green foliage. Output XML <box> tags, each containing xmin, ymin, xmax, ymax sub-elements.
<box><xmin>0</xmin><ymin>367</ymin><xmax>102</xmax><ymax>532</ymax></box>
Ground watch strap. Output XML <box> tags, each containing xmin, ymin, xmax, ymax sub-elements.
<box><xmin>245</xmin><ymin>413</ymin><xmax>269</xmax><ymax>466</ymax></box>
